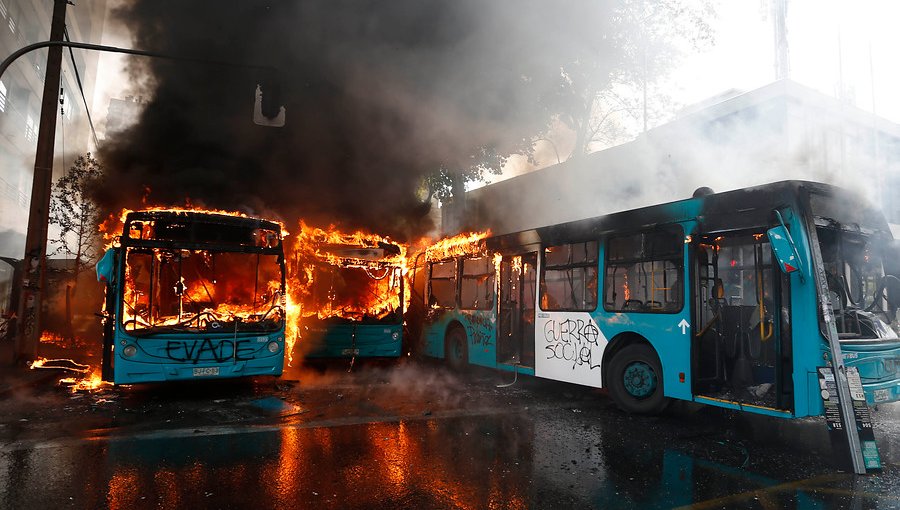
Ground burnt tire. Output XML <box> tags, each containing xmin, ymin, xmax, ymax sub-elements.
<box><xmin>445</xmin><ymin>326</ymin><xmax>468</xmax><ymax>371</ymax></box>
<box><xmin>607</xmin><ymin>343</ymin><xmax>669</xmax><ymax>415</ymax></box>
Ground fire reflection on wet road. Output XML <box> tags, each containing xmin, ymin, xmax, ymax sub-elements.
<box><xmin>1</xmin><ymin>362</ymin><xmax>899</xmax><ymax>509</ymax></box>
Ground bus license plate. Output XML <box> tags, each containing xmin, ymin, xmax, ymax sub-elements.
<box><xmin>342</xmin><ymin>349</ymin><xmax>359</xmax><ymax>355</ymax></box>
<box><xmin>874</xmin><ymin>388</ymin><xmax>890</xmax><ymax>402</ymax></box>
<box><xmin>193</xmin><ymin>367</ymin><xmax>219</xmax><ymax>377</ymax></box>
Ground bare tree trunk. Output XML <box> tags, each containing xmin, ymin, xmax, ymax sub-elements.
<box><xmin>65</xmin><ymin>283</ymin><xmax>74</xmax><ymax>345</ymax></box>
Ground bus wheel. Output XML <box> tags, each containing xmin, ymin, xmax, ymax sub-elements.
<box><xmin>608</xmin><ymin>344</ymin><xmax>668</xmax><ymax>414</ymax></box>
<box><xmin>445</xmin><ymin>326</ymin><xmax>468</xmax><ymax>370</ymax></box>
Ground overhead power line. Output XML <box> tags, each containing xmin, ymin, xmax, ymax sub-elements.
<box><xmin>63</xmin><ymin>26</ymin><xmax>100</xmax><ymax>148</ymax></box>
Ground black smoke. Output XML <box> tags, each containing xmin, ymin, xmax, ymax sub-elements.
<box><xmin>96</xmin><ymin>1</ymin><xmax>616</xmax><ymax>239</ymax></box>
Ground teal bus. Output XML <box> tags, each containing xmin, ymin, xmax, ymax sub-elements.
<box><xmin>291</xmin><ymin>224</ymin><xmax>405</xmax><ymax>359</ymax></box>
<box><xmin>96</xmin><ymin>210</ymin><xmax>287</xmax><ymax>384</ymax></box>
<box><xmin>415</xmin><ymin>181</ymin><xmax>900</xmax><ymax>417</ymax></box>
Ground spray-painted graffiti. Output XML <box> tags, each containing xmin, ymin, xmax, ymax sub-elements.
<box><xmin>466</xmin><ymin>312</ymin><xmax>495</xmax><ymax>347</ymax></box>
<box><xmin>164</xmin><ymin>338</ymin><xmax>257</xmax><ymax>364</ymax></box>
<box><xmin>543</xmin><ymin>318</ymin><xmax>601</xmax><ymax>370</ymax></box>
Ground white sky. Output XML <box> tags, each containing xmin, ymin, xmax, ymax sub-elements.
<box><xmin>670</xmin><ymin>0</ymin><xmax>900</xmax><ymax>122</ymax></box>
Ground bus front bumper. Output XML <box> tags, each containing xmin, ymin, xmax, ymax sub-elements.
<box><xmin>113</xmin><ymin>359</ymin><xmax>283</xmax><ymax>384</ymax></box>
<box><xmin>865</xmin><ymin>379</ymin><xmax>900</xmax><ymax>405</ymax></box>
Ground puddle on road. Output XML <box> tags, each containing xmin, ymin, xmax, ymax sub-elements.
<box><xmin>248</xmin><ymin>396</ymin><xmax>307</xmax><ymax>417</ymax></box>
<box><xmin>3</xmin><ymin>407</ymin><xmax>897</xmax><ymax>509</ymax></box>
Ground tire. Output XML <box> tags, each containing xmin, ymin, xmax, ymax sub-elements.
<box><xmin>607</xmin><ymin>343</ymin><xmax>669</xmax><ymax>414</ymax></box>
<box><xmin>445</xmin><ymin>326</ymin><xmax>468</xmax><ymax>371</ymax></box>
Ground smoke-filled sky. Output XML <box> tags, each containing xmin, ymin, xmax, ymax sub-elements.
<box><xmin>94</xmin><ymin>0</ymin><xmax>619</xmax><ymax>239</ymax></box>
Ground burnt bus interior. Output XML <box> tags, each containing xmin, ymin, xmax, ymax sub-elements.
<box><xmin>498</xmin><ymin>252</ymin><xmax>536</xmax><ymax>367</ymax></box>
<box><xmin>692</xmin><ymin>231</ymin><xmax>793</xmax><ymax>411</ymax></box>
<box><xmin>118</xmin><ymin>212</ymin><xmax>285</xmax><ymax>334</ymax></box>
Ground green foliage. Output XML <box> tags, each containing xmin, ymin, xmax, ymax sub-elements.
<box><xmin>49</xmin><ymin>153</ymin><xmax>104</xmax><ymax>277</ymax></box>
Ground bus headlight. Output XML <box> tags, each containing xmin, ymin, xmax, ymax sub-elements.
<box><xmin>123</xmin><ymin>345</ymin><xmax>137</xmax><ymax>357</ymax></box>
<box><xmin>392</xmin><ymin>332</ymin><xmax>399</xmax><ymax>340</ymax></box>
<box><xmin>267</xmin><ymin>341</ymin><xmax>280</xmax><ymax>353</ymax></box>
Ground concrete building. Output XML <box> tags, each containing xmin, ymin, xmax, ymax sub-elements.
<box><xmin>459</xmin><ymin>80</ymin><xmax>900</xmax><ymax>236</ymax></box>
<box><xmin>0</xmin><ymin>0</ymin><xmax>107</xmax><ymax>260</ymax></box>
<box><xmin>0</xmin><ymin>0</ymin><xmax>107</xmax><ymax>327</ymax></box>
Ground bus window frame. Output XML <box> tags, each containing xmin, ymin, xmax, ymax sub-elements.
<box><xmin>460</xmin><ymin>255</ymin><xmax>496</xmax><ymax>311</ymax></box>
<box><xmin>539</xmin><ymin>240</ymin><xmax>599</xmax><ymax>312</ymax></box>
<box><xmin>603</xmin><ymin>225</ymin><xmax>685</xmax><ymax>314</ymax></box>
<box><xmin>427</xmin><ymin>258</ymin><xmax>459</xmax><ymax>309</ymax></box>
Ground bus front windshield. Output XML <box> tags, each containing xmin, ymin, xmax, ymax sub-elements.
<box><xmin>123</xmin><ymin>248</ymin><xmax>284</xmax><ymax>334</ymax></box>
<box><xmin>817</xmin><ymin>226</ymin><xmax>898</xmax><ymax>341</ymax></box>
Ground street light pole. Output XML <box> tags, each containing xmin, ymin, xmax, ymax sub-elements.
<box><xmin>14</xmin><ymin>0</ymin><xmax>68</xmax><ymax>362</ymax></box>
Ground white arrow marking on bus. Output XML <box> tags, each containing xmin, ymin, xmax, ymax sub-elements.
<box><xmin>678</xmin><ymin>319</ymin><xmax>690</xmax><ymax>334</ymax></box>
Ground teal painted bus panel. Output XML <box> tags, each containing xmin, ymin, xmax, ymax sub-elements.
<box><xmin>112</xmin><ymin>331</ymin><xmax>285</xmax><ymax>384</ymax></box>
<box><xmin>422</xmin><ymin>309</ymin><xmax>497</xmax><ymax>368</ymax></box>
<box><xmin>304</xmin><ymin>323</ymin><xmax>402</xmax><ymax>358</ymax></box>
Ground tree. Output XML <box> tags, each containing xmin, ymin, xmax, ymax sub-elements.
<box><xmin>424</xmin><ymin>1</ymin><xmax>716</xmax><ymax>208</ymax></box>
<box><xmin>555</xmin><ymin>0</ymin><xmax>717</xmax><ymax>158</ymax></box>
<box><xmin>49</xmin><ymin>153</ymin><xmax>104</xmax><ymax>340</ymax></box>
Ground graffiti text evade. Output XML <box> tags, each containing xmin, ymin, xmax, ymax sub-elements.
<box><xmin>543</xmin><ymin>318</ymin><xmax>602</xmax><ymax>370</ymax></box>
<box><xmin>164</xmin><ymin>338</ymin><xmax>257</xmax><ymax>364</ymax></box>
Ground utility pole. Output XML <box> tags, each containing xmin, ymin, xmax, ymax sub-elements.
<box><xmin>14</xmin><ymin>0</ymin><xmax>68</xmax><ymax>362</ymax></box>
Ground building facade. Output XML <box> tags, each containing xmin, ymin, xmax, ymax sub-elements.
<box><xmin>0</xmin><ymin>0</ymin><xmax>107</xmax><ymax>260</ymax></box>
<box><xmin>460</xmin><ymin>80</ymin><xmax>900</xmax><ymax>236</ymax></box>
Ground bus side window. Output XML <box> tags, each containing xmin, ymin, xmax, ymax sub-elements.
<box><xmin>428</xmin><ymin>260</ymin><xmax>457</xmax><ymax>308</ymax></box>
<box><xmin>604</xmin><ymin>227</ymin><xmax>684</xmax><ymax>313</ymax></box>
<box><xmin>540</xmin><ymin>241</ymin><xmax>598</xmax><ymax>311</ymax></box>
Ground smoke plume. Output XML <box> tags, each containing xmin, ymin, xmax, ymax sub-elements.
<box><xmin>96</xmin><ymin>1</ymin><xmax>617</xmax><ymax>239</ymax></box>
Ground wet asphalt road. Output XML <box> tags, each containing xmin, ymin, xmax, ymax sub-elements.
<box><xmin>1</xmin><ymin>359</ymin><xmax>899</xmax><ymax>509</ymax></box>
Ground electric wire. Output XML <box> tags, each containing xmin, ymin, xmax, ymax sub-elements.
<box><xmin>62</xmin><ymin>27</ymin><xmax>99</xmax><ymax>148</ymax></box>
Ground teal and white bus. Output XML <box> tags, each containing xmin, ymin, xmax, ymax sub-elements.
<box><xmin>415</xmin><ymin>181</ymin><xmax>900</xmax><ymax>417</ymax></box>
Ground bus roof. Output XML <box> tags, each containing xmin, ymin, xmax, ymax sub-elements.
<box><xmin>484</xmin><ymin>180</ymin><xmax>889</xmax><ymax>252</ymax></box>
<box><xmin>122</xmin><ymin>209</ymin><xmax>283</xmax><ymax>250</ymax></box>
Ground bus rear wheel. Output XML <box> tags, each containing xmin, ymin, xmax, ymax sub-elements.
<box><xmin>445</xmin><ymin>326</ymin><xmax>468</xmax><ymax>370</ymax></box>
<box><xmin>608</xmin><ymin>344</ymin><xmax>669</xmax><ymax>415</ymax></box>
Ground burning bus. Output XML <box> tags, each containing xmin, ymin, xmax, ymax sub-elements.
<box><xmin>291</xmin><ymin>222</ymin><xmax>406</xmax><ymax>359</ymax></box>
<box><xmin>414</xmin><ymin>181</ymin><xmax>900</xmax><ymax>419</ymax></box>
<box><xmin>96</xmin><ymin>209</ymin><xmax>287</xmax><ymax>384</ymax></box>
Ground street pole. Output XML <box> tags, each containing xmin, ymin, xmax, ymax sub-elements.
<box><xmin>14</xmin><ymin>0</ymin><xmax>68</xmax><ymax>362</ymax></box>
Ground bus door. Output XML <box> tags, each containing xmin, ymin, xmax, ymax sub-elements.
<box><xmin>692</xmin><ymin>233</ymin><xmax>793</xmax><ymax>411</ymax></box>
<box><xmin>498</xmin><ymin>253</ymin><xmax>537</xmax><ymax>368</ymax></box>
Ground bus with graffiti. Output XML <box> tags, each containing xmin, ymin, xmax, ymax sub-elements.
<box><xmin>415</xmin><ymin>181</ymin><xmax>900</xmax><ymax>417</ymax></box>
<box><xmin>96</xmin><ymin>209</ymin><xmax>287</xmax><ymax>384</ymax></box>
<box><xmin>290</xmin><ymin>222</ymin><xmax>405</xmax><ymax>359</ymax></box>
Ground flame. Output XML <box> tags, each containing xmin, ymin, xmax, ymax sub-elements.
<box><xmin>288</xmin><ymin>221</ymin><xmax>408</xmax><ymax>328</ymax></box>
<box><xmin>30</xmin><ymin>357</ymin><xmax>108</xmax><ymax>392</ymax></box>
<box><xmin>60</xmin><ymin>368</ymin><xmax>109</xmax><ymax>392</ymax></box>
<box><xmin>424</xmin><ymin>231</ymin><xmax>490</xmax><ymax>261</ymax></box>
<box><xmin>100</xmin><ymin>206</ymin><xmax>288</xmax><ymax>251</ymax></box>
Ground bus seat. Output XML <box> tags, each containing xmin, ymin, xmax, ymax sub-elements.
<box><xmin>712</xmin><ymin>279</ymin><xmax>726</xmax><ymax>304</ymax></box>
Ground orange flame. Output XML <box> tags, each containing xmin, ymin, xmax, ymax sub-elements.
<box><xmin>100</xmin><ymin>206</ymin><xmax>288</xmax><ymax>251</ymax></box>
<box><xmin>289</xmin><ymin>221</ymin><xmax>408</xmax><ymax>327</ymax></box>
<box><xmin>424</xmin><ymin>231</ymin><xmax>490</xmax><ymax>262</ymax></box>
<box><xmin>60</xmin><ymin>368</ymin><xmax>109</xmax><ymax>393</ymax></box>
